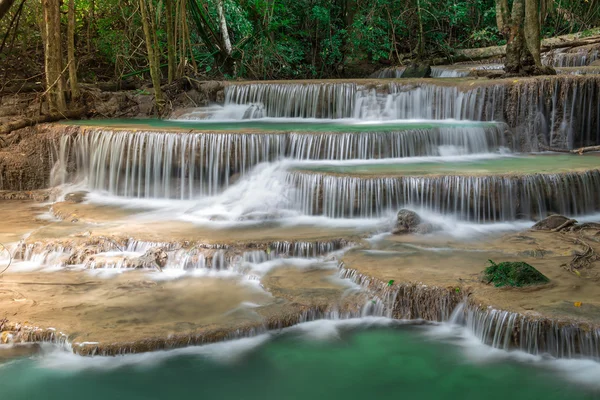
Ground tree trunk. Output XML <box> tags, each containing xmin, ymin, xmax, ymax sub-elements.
<box><xmin>87</xmin><ymin>0</ymin><xmax>94</xmax><ymax>53</ymax></box>
<box><xmin>524</xmin><ymin>0</ymin><xmax>541</xmax><ymax>66</ymax></box>
<box><xmin>415</xmin><ymin>0</ymin><xmax>425</xmax><ymax>59</ymax></box>
<box><xmin>138</xmin><ymin>0</ymin><xmax>164</xmax><ymax>112</ymax></box>
<box><xmin>216</xmin><ymin>0</ymin><xmax>232</xmax><ymax>56</ymax></box>
<box><xmin>495</xmin><ymin>0</ymin><xmax>509</xmax><ymax>34</ymax></box>
<box><xmin>67</xmin><ymin>0</ymin><xmax>80</xmax><ymax>100</ymax></box>
<box><xmin>216</xmin><ymin>0</ymin><xmax>234</xmax><ymax>74</ymax></box>
<box><xmin>166</xmin><ymin>0</ymin><xmax>176</xmax><ymax>83</ymax></box>
<box><xmin>504</xmin><ymin>0</ymin><xmax>536</xmax><ymax>75</ymax></box>
<box><xmin>42</xmin><ymin>0</ymin><xmax>67</xmax><ymax>112</ymax></box>
<box><xmin>0</xmin><ymin>0</ymin><xmax>16</xmax><ymax>21</ymax></box>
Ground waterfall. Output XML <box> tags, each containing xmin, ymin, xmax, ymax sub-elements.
<box><xmin>223</xmin><ymin>76</ymin><xmax>600</xmax><ymax>148</ymax></box>
<box><xmin>60</xmin><ymin>125</ymin><xmax>505</xmax><ymax>199</ymax></box>
<box><xmin>543</xmin><ymin>47</ymin><xmax>600</xmax><ymax>67</ymax></box>
<box><xmin>430</xmin><ymin>66</ymin><xmax>471</xmax><ymax>78</ymax></box>
<box><xmin>464</xmin><ymin>305</ymin><xmax>600</xmax><ymax>359</ymax></box>
<box><xmin>369</xmin><ymin>67</ymin><xmax>405</xmax><ymax>78</ymax></box>
<box><xmin>288</xmin><ymin>169</ymin><xmax>600</xmax><ymax>221</ymax></box>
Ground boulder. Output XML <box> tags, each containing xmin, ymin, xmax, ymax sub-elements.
<box><xmin>393</xmin><ymin>209</ymin><xmax>441</xmax><ymax>235</ymax></box>
<box><xmin>482</xmin><ymin>260</ymin><xmax>550</xmax><ymax>288</ymax></box>
<box><xmin>531</xmin><ymin>214</ymin><xmax>573</xmax><ymax>231</ymax></box>
<box><xmin>401</xmin><ymin>63</ymin><xmax>432</xmax><ymax>78</ymax></box>
<box><xmin>396</xmin><ymin>209</ymin><xmax>421</xmax><ymax>228</ymax></box>
<box><xmin>590</xmin><ymin>60</ymin><xmax>600</xmax><ymax>67</ymax></box>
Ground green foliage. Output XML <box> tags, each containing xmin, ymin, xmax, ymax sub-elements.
<box><xmin>2</xmin><ymin>0</ymin><xmax>600</xmax><ymax>81</ymax></box>
<box><xmin>483</xmin><ymin>260</ymin><xmax>550</xmax><ymax>288</ymax></box>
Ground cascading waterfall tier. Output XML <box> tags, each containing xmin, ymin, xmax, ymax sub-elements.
<box><xmin>15</xmin><ymin>237</ymin><xmax>354</xmax><ymax>271</ymax></box>
<box><xmin>339</xmin><ymin>263</ymin><xmax>600</xmax><ymax>360</ymax></box>
<box><xmin>223</xmin><ymin>76</ymin><xmax>600</xmax><ymax>149</ymax></box>
<box><xmin>56</xmin><ymin>124</ymin><xmax>505</xmax><ymax>199</ymax></box>
<box><xmin>543</xmin><ymin>45</ymin><xmax>600</xmax><ymax>67</ymax></box>
<box><xmin>288</xmin><ymin>155</ymin><xmax>600</xmax><ymax>221</ymax></box>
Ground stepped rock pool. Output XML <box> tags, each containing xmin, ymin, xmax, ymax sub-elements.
<box><xmin>1</xmin><ymin>320</ymin><xmax>598</xmax><ymax>400</ymax></box>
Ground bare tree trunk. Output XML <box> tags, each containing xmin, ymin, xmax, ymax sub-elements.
<box><xmin>216</xmin><ymin>0</ymin><xmax>235</xmax><ymax>74</ymax></box>
<box><xmin>166</xmin><ymin>0</ymin><xmax>176</xmax><ymax>83</ymax></box>
<box><xmin>0</xmin><ymin>0</ymin><xmax>15</xmax><ymax>21</ymax></box>
<box><xmin>495</xmin><ymin>0</ymin><xmax>509</xmax><ymax>34</ymax></box>
<box><xmin>139</xmin><ymin>0</ymin><xmax>164</xmax><ymax>112</ymax></box>
<box><xmin>67</xmin><ymin>0</ymin><xmax>80</xmax><ymax>100</ymax></box>
<box><xmin>216</xmin><ymin>0</ymin><xmax>232</xmax><ymax>56</ymax></box>
<box><xmin>42</xmin><ymin>0</ymin><xmax>67</xmax><ymax>112</ymax></box>
<box><xmin>415</xmin><ymin>0</ymin><xmax>425</xmax><ymax>59</ymax></box>
<box><xmin>87</xmin><ymin>0</ymin><xmax>94</xmax><ymax>53</ymax></box>
<box><xmin>524</xmin><ymin>0</ymin><xmax>541</xmax><ymax>66</ymax></box>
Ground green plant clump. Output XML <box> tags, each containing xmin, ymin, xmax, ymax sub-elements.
<box><xmin>483</xmin><ymin>260</ymin><xmax>550</xmax><ymax>288</ymax></box>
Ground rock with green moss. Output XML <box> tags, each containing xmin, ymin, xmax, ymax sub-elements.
<box><xmin>482</xmin><ymin>260</ymin><xmax>550</xmax><ymax>288</ymax></box>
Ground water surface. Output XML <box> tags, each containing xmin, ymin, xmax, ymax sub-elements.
<box><xmin>1</xmin><ymin>321</ymin><xmax>597</xmax><ymax>400</ymax></box>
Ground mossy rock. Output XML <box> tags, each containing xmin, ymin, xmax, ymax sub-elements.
<box><xmin>482</xmin><ymin>260</ymin><xmax>550</xmax><ymax>288</ymax></box>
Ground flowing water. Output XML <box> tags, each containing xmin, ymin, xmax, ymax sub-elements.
<box><xmin>4</xmin><ymin>74</ymin><xmax>600</xmax><ymax>396</ymax></box>
<box><xmin>1</xmin><ymin>320</ymin><xmax>599</xmax><ymax>400</ymax></box>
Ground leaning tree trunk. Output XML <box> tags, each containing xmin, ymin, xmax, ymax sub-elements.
<box><xmin>139</xmin><ymin>0</ymin><xmax>164</xmax><ymax>112</ymax></box>
<box><xmin>67</xmin><ymin>0</ymin><xmax>80</xmax><ymax>100</ymax></box>
<box><xmin>216</xmin><ymin>0</ymin><xmax>234</xmax><ymax>75</ymax></box>
<box><xmin>42</xmin><ymin>0</ymin><xmax>67</xmax><ymax>112</ymax></box>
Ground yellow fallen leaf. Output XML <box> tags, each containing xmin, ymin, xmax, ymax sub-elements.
<box><xmin>574</xmin><ymin>270</ymin><xmax>581</xmax><ymax>277</ymax></box>
<box><xmin>513</xmin><ymin>80</ymin><xmax>519</xmax><ymax>83</ymax></box>
<box><xmin>574</xmin><ymin>302</ymin><xmax>582</xmax><ymax>307</ymax></box>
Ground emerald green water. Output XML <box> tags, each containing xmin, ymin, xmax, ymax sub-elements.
<box><xmin>294</xmin><ymin>154</ymin><xmax>600</xmax><ymax>176</ymax></box>
<box><xmin>1</xmin><ymin>323</ymin><xmax>597</xmax><ymax>400</ymax></box>
<box><xmin>65</xmin><ymin>118</ymin><xmax>498</xmax><ymax>133</ymax></box>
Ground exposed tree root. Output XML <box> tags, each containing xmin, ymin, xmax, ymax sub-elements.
<box><xmin>551</xmin><ymin>218</ymin><xmax>577</xmax><ymax>232</ymax></box>
<box><xmin>562</xmin><ymin>238</ymin><xmax>600</xmax><ymax>274</ymax></box>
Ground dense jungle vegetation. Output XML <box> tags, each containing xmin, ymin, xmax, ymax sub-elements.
<box><xmin>1</xmin><ymin>0</ymin><xmax>599</xmax><ymax>84</ymax></box>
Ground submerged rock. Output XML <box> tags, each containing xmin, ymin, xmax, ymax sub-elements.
<box><xmin>482</xmin><ymin>260</ymin><xmax>550</xmax><ymax>288</ymax></box>
<box><xmin>128</xmin><ymin>248</ymin><xmax>168</xmax><ymax>271</ymax></box>
<box><xmin>531</xmin><ymin>215</ymin><xmax>573</xmax><ymax>231</ymax></box>
<box><xmin>64</xmin><ymin>191</ymin><xmax>89</xmax><ymax>204</ymax></box>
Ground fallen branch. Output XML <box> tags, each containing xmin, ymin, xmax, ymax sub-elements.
<box><xmin>451</xmin><ymin>29</ymin><xmax>600</xmax><ymax>63</ymax></box>
<box><xmin>539</xmin><ymin>144</ymin><xmax>600</xmax><ymax>154</ymax></box>
<box><xmin>0</xmin><ymin>108</ymin><xmax>85</xmax><ymax>135</ymax></box>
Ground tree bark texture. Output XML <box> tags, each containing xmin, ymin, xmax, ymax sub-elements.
<box><xmin>524</xmin><ymin>0</ymin><xmax>541</xmax><ymax>66</ymax></box>
<box><xmin>68</xmin><ymin>0</ymin><xmax>80</xmax><ymax>100</ymax></box>
<box><xmin>166</xmin><ymin>0</ymin><xmax>176</xmax><ymax>83</ymax></box>
<box><xmin>42</xmin><ymin>0</ymin><xmax>67</xmax><ymax>112</ymax></box>
<box><xmin>138</xmin><ymin>0</ymin><xmax>164</xmax><ymax>111</ymax></box>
